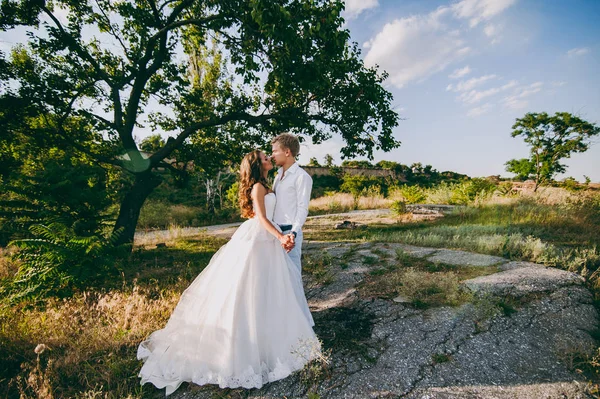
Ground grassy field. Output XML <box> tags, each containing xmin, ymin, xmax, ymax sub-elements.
<box><xmin>1</xmin><ymin>186</ymin><xmax>599</xmax><ymax>398</ymax></box>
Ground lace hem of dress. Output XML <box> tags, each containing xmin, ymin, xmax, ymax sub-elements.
<box><xmin>139</xmin><ymin>337</ymin><xmax>322</xmax><ymax>395</ymax></box>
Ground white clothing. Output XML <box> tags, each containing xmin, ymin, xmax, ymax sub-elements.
<box><xmin>272</xmin><ymin>162</ymin><xmax>312</xmax><ymax>234</ymax></box>
<box><xmin>280</xmin><ymin>226</ymin><xmax>303</xmax><ymax>277</ymax></box>
<box><xmin>137</xmin><ymin>193</ymin><xmax>320</xmax><ymax>395</ymax></box>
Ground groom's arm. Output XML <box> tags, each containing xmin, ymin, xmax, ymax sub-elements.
<box><xmin>291</xmin><ymin>172</ymin><xmax>312</xmax><ymax>234</ymax></box>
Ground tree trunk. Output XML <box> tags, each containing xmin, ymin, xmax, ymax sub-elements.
<box><xmin>205</xmin><ymin>171</ymin><xmax>221</xmax><ymax>215</ymax></box>
<box><xmin>113</xmin><ymin>171</ymin><xmax>163</xmax><ymax>250</ymax></box>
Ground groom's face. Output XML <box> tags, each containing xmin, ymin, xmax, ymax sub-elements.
<box><xmin>270</xmin><ymin>143</ymin><xmax>289</xmax><ymax>167</ymax></box>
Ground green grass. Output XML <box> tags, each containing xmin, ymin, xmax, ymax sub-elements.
<box><xmin>307</xmin><ymin>196</ymin><xmax>600</xmax><ymax>293</ymax></box>
<box><xmin>303</xmin><ymin>251</ymin><xmax>335</xmax><ymax>285</ymax></box>
<box><xmin>358</xmin><ymin>249</ymin><xmax>498</xmax><ymax>308</ymax></box>
<box><xmin>2</xmin><ymin>190</ymin><xmax>600</xmax><ymax>397</ymax></box>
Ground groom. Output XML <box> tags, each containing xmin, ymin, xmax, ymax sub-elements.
<box><xmin>270</xmin><ymin>133</ymin><xmax>313</xmax><ymax>275</ymax></box>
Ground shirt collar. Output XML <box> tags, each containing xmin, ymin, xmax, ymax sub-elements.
<box><xmin>287</xmin><ymin>162</ymin><xmax>299</xmax><ymax>174</ymax></box>
<box><xmin>277</xmin><ymin>162</ymin><xmax>299</xmax><ymax>177</ymax></box>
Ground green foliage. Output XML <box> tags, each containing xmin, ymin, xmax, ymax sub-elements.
<box><xmin>139</xmin><ymin>134</ymin><xmax>166</xmax><ymax>153</ymax></box>
<box><xmin>339</xmin><ymin>174</ymin><xmax>383</xmax><ymax>207</ymax></box>
<box><xmin>505</xmin><ymin>158</ymin><xmax>535</xmax><ymax>181</ymax></box>
<box><xmin>449</xmin><ymin>178</ymin><xmax>497</xmax><ymax>205</ymax></box>
<box><xmin>561</xmin><ymin>177</ymin><xmax>583</xmax><ymax>192</ymax></box>
<box><xmin>510</xmin><ymin>112</ymin><xmax>600</xmax><ymax>190</ymax></box>
<box><xmin>399</xmin><ymin>185</ymin><xmax>426</xmax><ymax>204</ymax></box>
<box><xmin>497</xmin><ymin>182</ymin><xmax>515</xmax><ymax>197</ymax></box>
<box><xmin>324</xmin><ymin>154</ymin><xmax>335</xmax><ymax>167</ymax></box>
<box><xmin>0</xmin><ymin>125</ymin><xmax>119</xmax><ymax>246</ymax></box>
<box><xmin>226</xmin><ymin>181</ymin><xmax>240</xmax><ymax>209</ymax></box>
<box><xmin>308</xmin><ymin>157</ymin><xmax>321</xmax><ymax>167</ymax></box>
<box><xmin>2</xmin><ymin>223</ymin><xmax>124</xmax><ymax>304</ymax></box>
<box><xmin>391</xmin><ymin>200</ymin><xmax>407</xmax><ymax>216</ymax></box>
<box><xmin>341</xmin><ymin>160</ymin><xmax>373</xmax><ymax>168</ymax></box>
<box><xmin>1</xmin><ymin>0</ymin><xmax>401</xmax><ymax>245</ymax></box>
<box><xmin>311</xmin><ymin>174</ymin><xmax>343</xmax><ymax>198</ymax></box>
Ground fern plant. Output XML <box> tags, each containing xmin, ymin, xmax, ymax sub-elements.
<box><xmin>3</xmin><ymin>222</ymin><xmax>124</xmax><ymax>304</ymax></box>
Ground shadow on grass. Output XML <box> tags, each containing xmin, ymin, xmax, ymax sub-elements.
<box><xmin>120</xmin><ymin>235</ymin><xmax>228</xmax><ymax>292</ymax></box>
<box><xmin>312</xmin><ymin>306</ymin><xmax>380</xmax><ymax>364</ymax></box>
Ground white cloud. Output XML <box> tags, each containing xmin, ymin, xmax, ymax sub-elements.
<box><xmin>363</xmin><ymin>0</ymin><xmax>517</xmax><ymax>88</ymax></box>
<box><xmin>501</xmin><ymin>82</ymin><xmax>543</xmax><ymax>109</ymax></box>
<box><xmin>458</xmin><ymin>80</ymin><xmax>517</xmax><ymax>104</ymax></box>
<box><xmin>483</xmin><ymin>24</ymin><xmax>496</xmax><ymax>36</ymax></box>
<box><xmin>551</xmin><ymin>81</ymin><xmax>567</xmax><ymax>87</ymax></box>
<box><xmin>449</xmin><ymin>66</ymin><xmax>472</xmax><ymax>79</ymax></box>
<box><xmin>452</xmin><ymin>0</ymin><xmax>518</xmax><ymax>27</ymax></box>
<box><xmin>467</xmin><ymin>103</ymin><xmax>493</xmax><ymax>117</ymax></box>
<box><xmin>363</xmin><ymin>7</ymin><xmax>471</xmax><ymax>89</ymax></box>
<box><xmin>483</xmin><ymin>23</ymin><xmax>504</xmax><ymax>43</ymax></box>
<box><xmin>447</xmin><ymin>74</ymin><xmax>497</xmax><ymax>92</ymax></box>
<box><xmin>567</xmin><ymin>47</ymin><xmax>590</xmax><ymax>57</ymax></box>
<box><xmin>344</xmin><ymin>0</ymin><xmax>379</xmax><ymax>20</ymax></box>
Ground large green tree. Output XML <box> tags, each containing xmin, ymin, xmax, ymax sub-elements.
<box><xmin>1</xmin><ymin>0</ymin><xmax>400</xmax><ymax>247</ymax></box>
<box><xmin>507</xmin><ymin>112</ymin><xmax>599</xmax><ymax>191</ymax></box>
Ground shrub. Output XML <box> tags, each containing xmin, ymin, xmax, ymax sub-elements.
<box><xmin>2</xmin><ymin>222</ymin><xmax>124</xmax><ymax>304</ymax></box>
<box><xmin>400</xmin><ymin>185</ymin><xmax>426</xmax><ymax>204</ymax></box>
<box><xmin>226</xmin><ymin>181</ymin><xmax>239</xmax><ymax>208</ymax></box>
<box><xmin>391</xmin><ymin>200</ymin><xmax>407</xmax><ymax>216</ymax></box>
<box><xmin>449</xmin><ymin>178</ymin><xmax>497</xmax><ymax>205</ymax></box>
<box><xmin>496</xmin><ymin>181</ymin><xmax>514</xmax><ymax>197</ymax></box>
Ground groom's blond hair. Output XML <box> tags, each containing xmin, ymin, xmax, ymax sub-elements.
<box><xmin>271</xmin><ymin>133</ymin><xmax>300</xmax><ymax>157</ymax></box>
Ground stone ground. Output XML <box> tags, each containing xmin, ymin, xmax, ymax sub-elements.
<box><xmin>151</xmin><ymin>212</ymin><xmax>599</xmax><ymax>399</ymax></box>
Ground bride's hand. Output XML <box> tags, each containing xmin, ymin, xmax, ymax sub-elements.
<box><xmin>279</xmin><ymin>234</ymin><xmax>294</xmax><ymax>252</ymax></box>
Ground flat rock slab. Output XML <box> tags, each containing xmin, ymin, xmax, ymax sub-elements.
<box><xmin>426</xmin><ymin>249</ymin><xmax>508</xmax><ymax>267</ymax></box>
<box><xmin>167</xmin><ymin>242</ymin><xmax>597</xmax><ymax>399</ymax></box>
<box><xmin>393</xmin><ymin>243</ymin><xmax>439</xmax><ymax>258</ymax></box>
<box><xmin>464</xmin><ymin>265</ymin><xmax>584</xmax><ymax>297</ymax></box>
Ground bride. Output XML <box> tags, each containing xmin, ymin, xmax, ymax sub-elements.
<box><xmin>137</xmin><ymin>150</ymin><xmax>321</xmax><ymax>395</ymax></box>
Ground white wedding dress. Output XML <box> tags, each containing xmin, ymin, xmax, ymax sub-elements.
<box><xmin>137</xmin><ymin>193</ymin><xmax>321</xmax><ymax>395</ymax></box>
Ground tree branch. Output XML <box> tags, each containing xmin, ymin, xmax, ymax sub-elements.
<box><xmin>41</xmin><ymin>5</ymin><xmax>114</xmax><ymax>88</ymax></box>
<box><xmin>149</xmin><ymin>111</ymin><xmax>285</xmax><ymax>165</ymax></box>
<box><xmin>94</xmin><ymin>0</ymin><xmax>134</xmax><ymax>64</ymax></box>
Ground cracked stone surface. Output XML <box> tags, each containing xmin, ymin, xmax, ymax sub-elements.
<box><xmin>168</xmin><ymin>241</ymin><xmax>598</xmax><ymax>399</ymax></box>
<box><xmin>426</xmin><ymin>249</ymin><xmax>508</xmax><ymax>267</ymax></box>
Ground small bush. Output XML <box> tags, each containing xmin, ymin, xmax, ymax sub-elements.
<box><xmin>390</xmin><ymin>200</ymin><xmax>407</xmax><ymax>216</ymax></box>
<box><xmin>226</xmin><ymin>181</ymin><xmax>240</xmax><ymax>209</ymax></box>
<box><xmin>400</xmin><ymin>185</ymin><xmax>426</xmax><ymax>204</ymax></box>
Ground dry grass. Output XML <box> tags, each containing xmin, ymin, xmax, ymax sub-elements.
<box><xmin>358</xmin><ymin>250</ymin><xmax>498</xmax><ymax>308</ymax></box>
<box><xmin>2</xmin><ymin>285</ymin><xmax>179</xmax><ymax>398</ymax></box>
<box><xmin>309</xmin><ymin>193</ymin><xmax>392</xmax><ymax>214</ymax></box>
<box><xmin>357</xmin><ymin>195</ymin><xmax>392</xmax><ymax>209</ymax></box>
<box><xmin>134</xmin><ymin>224</ymin><xmax>207</xmax><ymax>247</ymax></box>
<box><xmin>0</xmin><ymin>245</ymin><xmax>19</xmax><ymax>280</ymax></box>
<box><xmin>479</xmin><ymin>186</ymin><xmax>582</xmax><ymax>207</ymax></box>
<box><xmin>0</xmin><ymin>235</ymin><xmax>226</xmax><ymax>399</ymax></box>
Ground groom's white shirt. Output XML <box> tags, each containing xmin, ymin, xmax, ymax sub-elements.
<box><xmin>272</xmin><ymin>162</ymin><xmax>312</xmax><ymax>233</ymax></box>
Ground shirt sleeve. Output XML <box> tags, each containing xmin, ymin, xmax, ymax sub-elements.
<box><xmin>291</xmin><ymin>172</ymin><xmax>313</xmax><ymax>233</ymax></box>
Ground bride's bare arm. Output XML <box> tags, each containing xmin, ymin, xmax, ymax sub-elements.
<box><xmin>251</xmin><ymin>183</ymin><xmax>291</xmax><ymax>247</ymax></box>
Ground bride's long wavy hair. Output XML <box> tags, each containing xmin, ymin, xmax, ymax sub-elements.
<box><xmin>239</xmin><ymin>150</ymin><xmax>270</xmax><ymax>219</ymax></box>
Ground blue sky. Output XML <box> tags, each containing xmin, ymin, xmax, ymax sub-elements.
<box><xmin>1</xmin><ymin>1</ymin><xmax>598</xmax><ymax>181</ymax></box>
<box><xmin>297</xmin><ymin>0</ymin><xmax>600</xmax><ymax>181</ymax></box>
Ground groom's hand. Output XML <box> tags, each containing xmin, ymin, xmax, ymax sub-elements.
<box><xmin>279</xmin><ymin>234</ymin><xmax>294</xmax><ymax>252</ymax></box>
<box><xmin>284</xmin><ymin>233</ymin><xmax>295</xmax><ymax>252</ymax></box>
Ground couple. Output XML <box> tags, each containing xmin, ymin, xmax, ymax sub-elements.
<box><xmin>137</xmin><ymin>134</ymin><xmax>321</xmax><ymax>395</ymax></box>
